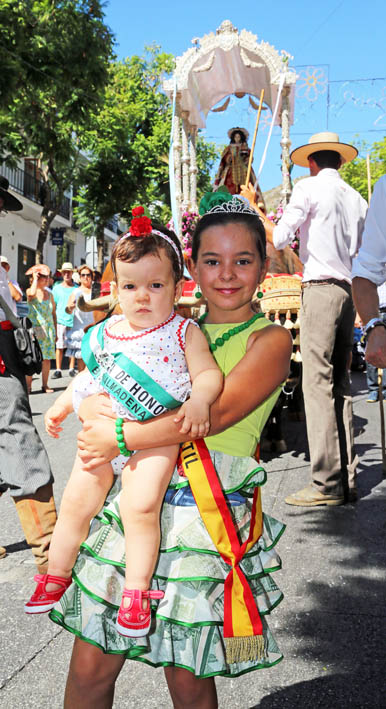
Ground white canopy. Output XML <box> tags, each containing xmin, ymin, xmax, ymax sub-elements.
<box><xmin>164</xmin><ymin>20</ymin><xmax>296</xmax><ymax>129</ymax></box>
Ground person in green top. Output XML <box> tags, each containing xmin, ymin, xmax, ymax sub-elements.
<box><xmin>50</xmin><ymin>193</ymin><xmax>292</xmax><ymax>709</ymax></box>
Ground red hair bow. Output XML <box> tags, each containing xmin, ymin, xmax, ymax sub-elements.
<box><xmin>129</xmin><ymin>206</ymin><xmax>152</xmax><ymax>236</ymax></box>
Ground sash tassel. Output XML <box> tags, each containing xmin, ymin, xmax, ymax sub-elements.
<box><xmin>225</xmin><ymin>635</ymin><xmax>266</xmax><ymax>665</ymax></box>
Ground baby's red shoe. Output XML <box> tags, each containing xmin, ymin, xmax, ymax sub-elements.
<box><xmin>24</xmin><ymin>573</ymin><xmax>72</xmax><ymax>614</ymax></box>
<box><xmin>116</xmin><ymin>588</ymin><xmax>164</xmax><ymax>637</ymax></box>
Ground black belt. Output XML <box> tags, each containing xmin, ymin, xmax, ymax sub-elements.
<box><xmin>302</xmin><ymin>278</ymin><xmax>351</xmax><ymax>291</ymax></box>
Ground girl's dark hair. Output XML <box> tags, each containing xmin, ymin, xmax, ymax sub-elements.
<box><xmin>192</xmin><ymin>211</ymin><xmax>266</xmax><ymax>263</ymax></box>
<box><xmin>111</xmin><ymin>224</ymin><xmax>183</xmax><ymax>283</ymax></box>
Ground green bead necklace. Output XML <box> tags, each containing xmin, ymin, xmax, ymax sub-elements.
<box><xmin>198</xmin><ymin>312</ymin><xmax>265</xmax><ymax>352</ymax></box>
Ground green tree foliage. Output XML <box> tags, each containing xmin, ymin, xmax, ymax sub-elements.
<box><xmin>74</xmin><ymin>47</ymin><xmax>218</xmax><ymax>269</ymax></box>
<box><xmin>340</xmin><ymin>137</ymin><xmax>386</xmax><ymax>201</ymax></box>
<box><xmin>0</xmin><ymin>1</ymin><xmax>27</xmax><ymax>107</ymax></box>
<box><xmin>0</xmin><ymin>0</ymin><xmax>114</xmax><ymax>261</ymax></box>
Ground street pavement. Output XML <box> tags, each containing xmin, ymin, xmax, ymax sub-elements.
<box><xmin>1</xmin><ymin>370</ymin><xmax>385</xmax><ymax>708</ymax></box>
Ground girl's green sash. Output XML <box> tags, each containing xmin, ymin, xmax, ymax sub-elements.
<box><xmin>81</xmin><ymin>321</ymin><xmax>182</xmax><ymax>421</ymax></box>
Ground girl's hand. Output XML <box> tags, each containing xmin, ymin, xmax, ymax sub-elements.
<box><xmin>240</xmin><ymin>182</ymin><xmax>257</xmax><ymax>206</ymax></box>
<box><xmin>173</xmin><ymin>400</ymin><xmax>210</xmax><ymax>438</ymax></box>
<box><xmin>77</xmin><ymin>420</ymin><xmax>119</xmax><ymax>470</ymax></box>
<box><xmin>44</xmin><ymin>403</ymin><xmax>69</xmax><ymax>438</ymax></box>
<box><xmin>78</xmin><ymin>393</ymin><xmax>116</xmax><ymax>423</ymax></box>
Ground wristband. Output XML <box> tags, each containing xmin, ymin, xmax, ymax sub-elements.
<box><xmin>115</xmin><ymin>417</ymin><xmax>132</xmax><ymax>457</ymax></box>
<box><xmin>362</xmin><ymin>317</ymin><xmax>386</xmax><ymax>343</ymax></box>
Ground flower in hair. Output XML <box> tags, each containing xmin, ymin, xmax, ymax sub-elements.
<box><xmin>199</xmin><ymin>186</ymin><xmax>233</xmax><ymax>216</ymax></box>
<box><xmin>200</xmin><ymin>189</ymin><xmax>261</xmax><ymax>219</ymax></box>
<box><xmin>129</xmin><ymin>205</ymin><xmax>152</xmax><ymax>236</ymax></box>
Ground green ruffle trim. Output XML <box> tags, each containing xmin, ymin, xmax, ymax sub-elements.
<box><xmin>168</xmin><ymin>449</ymin><xmax>267</xmax><ymax>491</ymax></box>
<box><xmin>50</xmin><ymin>593</ymin><xmax>283</xmax><ymax>677</ymax></box>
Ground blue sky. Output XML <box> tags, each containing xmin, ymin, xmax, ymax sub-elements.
<box><xmin>104</xmin><ymin>0</ymin><xmax>386</xmax><ymax>192</ymax></box>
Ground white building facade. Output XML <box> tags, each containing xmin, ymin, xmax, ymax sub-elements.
<box><xmin>0</xmin><ymin>160</ymin><xmax>118</xmax><ymax>293</ymax></box>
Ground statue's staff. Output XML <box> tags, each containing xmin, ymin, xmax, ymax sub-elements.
<box><xmin>245</xmin><ymin>89</ymin><xmax>265</xmax><ymax>188</ymax></box>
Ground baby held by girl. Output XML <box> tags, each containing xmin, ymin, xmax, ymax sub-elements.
<box><xmin>25</xmin><ymin>208</ymin><xmax>223</xmax><ymax>637</ymax></box>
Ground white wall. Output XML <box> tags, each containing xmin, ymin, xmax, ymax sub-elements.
<box><xmin>0</xmin><ymin>197</ymin><xmax>118</xmax><ymax>284</ymax></box>
<box><xmin>0</xmin><ymin>210</ymin><xmax>38</xmax><ymax>281</ymax></box>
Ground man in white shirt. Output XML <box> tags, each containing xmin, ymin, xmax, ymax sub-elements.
<box><xmin>243</xmin><ymin>132</ymin><xmax>367</xmax><ymax>506</ymax></box>
<box><xmin>352</xmin><ymin>175</ymin><xmax>386</xmax><ymax>368</ymax></box>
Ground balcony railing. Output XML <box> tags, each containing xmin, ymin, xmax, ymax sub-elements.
<box><xmin>1</xmin><ymin>164</ymin><xmax>71</xmax><ymax>220</ymax></box>
<box><xmin>106</xmin><ymin>215</ymin><xmax>118</xmax><ymax>234</ymax></box>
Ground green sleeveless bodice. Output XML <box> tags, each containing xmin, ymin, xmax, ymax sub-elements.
<box><xmin>201</xmin><ymin>316</ymin><xmax>280</xmax><ymax>457</ymax></box>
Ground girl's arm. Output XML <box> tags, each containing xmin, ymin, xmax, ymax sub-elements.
<box><xmin>9</xmin><ymin>282</ymin><xmax>22</xmax><ymax>302</ymax></box>
<box><xmin>240</xmin><ymin>183</ymin><xmax>275</xmax><ymax>243</ymax></box>
<box><xmin>174</xmin><ymin>324</ymin><xmax>223</xmax><ymax>437</ymax></box>
<box><xmin>77</xmin><ymin>325</ymin><xmax>292</xmax><ymax>469</ymax></box>
<box><xmin>65</xmin><ymin>292</ymin><xmax>77</xmax><ymax>314</ymax></box>
<box><xmin>26</xmin><ymin>273</ymin><xmax>39</xmax><ymax>301</ymax></box>
<box><xmin>51</xmin><ymin>295</ymin><xmax>57</xmax><ymax>331</ymax></box>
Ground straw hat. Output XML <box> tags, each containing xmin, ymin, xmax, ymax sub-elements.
<box><xmin>25</xmin><ymin>264</ymin><xmax>50</xmax><ymax>277</ymax></box>
<box><xmin>290</xmin><ymin>132</ymin><xmax>358</xmax><ymax>167</ymax></box>
<box><xmin>59</xmin><ymin>262</ymin><xmax>74</xmax><ymax>272</ymax></box>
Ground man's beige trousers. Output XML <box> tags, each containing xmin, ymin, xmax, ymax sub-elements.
<box><xmin>300</xmin><ymin>282</ymin><xmax>357</xmax><ymax>497</ymax></box>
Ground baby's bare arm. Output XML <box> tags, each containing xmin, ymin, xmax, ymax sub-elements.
<box><xmin>44</xmin><ymin>373</ymin><xmax>85</xmax><ymax>437</ymax></box>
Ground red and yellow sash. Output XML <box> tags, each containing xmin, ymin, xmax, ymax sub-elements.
<box><xmin>178</xmin><ymin>439</ymin><xmax>265</xmax><ymax>664</ymax></box>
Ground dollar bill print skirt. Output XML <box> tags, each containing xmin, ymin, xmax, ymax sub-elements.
<box><xmin>50</xmin><ymin>450</ymin><xmax>285</xmax><ymax>678</ymax></box>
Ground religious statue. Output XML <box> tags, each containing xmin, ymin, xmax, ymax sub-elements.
<box><xmin>213</xmin><ymin>127</ymin><xmax>265</xmax><ymax>208</ymax></box>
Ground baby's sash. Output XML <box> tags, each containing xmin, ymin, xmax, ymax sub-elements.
<box><xmin>81</xmin><ymin>321</ymin><xmax>182</xmax><ymax>421</ymax></box>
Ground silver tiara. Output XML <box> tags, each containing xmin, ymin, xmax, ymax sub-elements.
<box><xmin>207</xmin><ymin>196</ymin><xmax>260</xmax><ymax>218</ymax></box>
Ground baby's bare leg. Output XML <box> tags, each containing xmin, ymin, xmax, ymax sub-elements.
<box><xmin>120</xmin><ymin>445</ymin><xmax>178</xmax><ymax>591</ymax></box>
<box><xmin>47</xmin><ymin>453</ymin><xmax>114</xmax><ymax>589</ymax></box>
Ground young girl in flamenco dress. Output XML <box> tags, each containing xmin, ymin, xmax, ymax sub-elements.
<box><xmin>25</xmin><ymin>209</ymin><xmax>223</xmax><ymax>639</ymax></box>
<box><xmin>47</xmin><ymin>192</ymin><xmax>292</xmax><ymax>709</ymax></box>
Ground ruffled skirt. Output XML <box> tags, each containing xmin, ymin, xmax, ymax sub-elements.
<box><xmin>50</xmin><ymin>450</ymin><xmax>285</xmax><ymax>678</ymax></box>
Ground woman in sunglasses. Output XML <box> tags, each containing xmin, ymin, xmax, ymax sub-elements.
<box><xmin>64</xmin><ymin>266</ymin><xmax>95</xmax><ymax>376</ymax></box>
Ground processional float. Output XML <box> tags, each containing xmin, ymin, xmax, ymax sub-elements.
<box><xmin>163</xmin><ymin>20</ymin><xmax>296</xmax><ymax>224</ymax></box>
<box><xmin>164</xmin><ymin>21</ymin><xmax>303</xmax><ymax>359</ymax></box>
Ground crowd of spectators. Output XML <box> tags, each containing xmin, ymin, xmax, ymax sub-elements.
<box><xmin>0</xmin><ymin>256</ymin><xmax>102</xmax><ymax>390</ymax></box>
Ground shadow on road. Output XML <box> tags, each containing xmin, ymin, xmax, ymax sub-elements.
<box><xmin>257</xmin><ymin>369</ymin><xmax>386</xmax><ymax>709</ymax></box>
<box><xmin>251</xmin><ymin>672</ymin><xmax>384</xmax><ymax>708</ymax></box>
<box><xmin>3</xmin><ymin>539</ymin><xmax>30</xmax><ymax>554</ymax></box>
<box><xmin>278</xmin><ymin>465</ymin><xmax>385</xmax><ymax>708</ymax></box>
